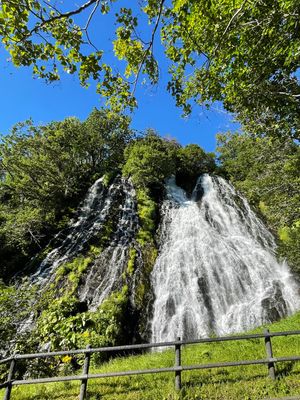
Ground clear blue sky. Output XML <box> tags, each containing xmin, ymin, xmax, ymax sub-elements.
<box><xmin>0</xmin><ymin>2</ymin><xmax>239</xmax><ymax>153</ymax></box>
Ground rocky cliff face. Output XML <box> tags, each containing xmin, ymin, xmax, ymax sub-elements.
<box><xmin>23</xmin><ymin>176</ymin><xmax>154</xmax><ymax>350</ymax></box>
<box><xmin>21</xmin><ymin>174</ymin><xmax>300</xmax><ymax>352</ymax></box>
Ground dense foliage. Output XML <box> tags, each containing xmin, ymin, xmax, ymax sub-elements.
<box><xmin>217</xmin><ymin>132</ymin><xmax>300</xmax><ymax>272</ymax></box>
<box><xmin>0</xmin><ymin>109</ymin><xmax>131</xmax><ymax>279</ymax></box>
<box><xmin>176</xmin><ymin>144</ymin><xmax>216</xmax><ymax>192</ymax></box>
<box><xmin>164</xmin><ymin>0</ymin><xmax>300</xmax><ymax>139</ymax></box>
<box><xmin>123</xmin><ymin>130</ymin><xmax>216</xmax><ymax>192</ymax></box>
<box><xmin>1</xmin><ymin>1</ymin><xmax>299</xmax><ymax>138</ymax></box>
<box><xmin>0</xmin><ymin>279</ymin><xmax>35</xmax><ymax>352</ymax></box>
<box><xmin>123</xmin><ymin>130</ymin><xmax>178</xmax><ymax>190</ymax></box>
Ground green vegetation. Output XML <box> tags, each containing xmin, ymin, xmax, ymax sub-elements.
<box><xmin>0</xmin><ymin>210</ymin><xmax>130</xmax><ymax>361</ymax></box>
<box><xmin>122</xmin><ymin>130</ymin><xmax>216</xmax><ymax>195</ymax></box>
<box><xmin>31</xmin><ymin>238</ymin><xmax>130</xmax><ymax>355</ymax></box>
<box><xmin>217</xmin><ymin>133</ymin><xmax>300</xmax><ymax>272</ymax></box>
<box><xmin>55</xmin><ymin>256</ymin><xmax>92</xmax><ymax>289</ymax></box>
<box><xmin>0</xmin><ymin>280</ymin><xmax>35</xmax><ymax>351</ymax></box>
<box><xmin>33</xmin><ymin>286</ymin><xmax>129</xmax><ymax>359</ymax></box>
<box><xmin>126</xmin><ymin>248</ymin><xmax>137</xmax><ymax>276</ymax></box>
<box><xmin>135</xmin><ymin>189</ymin><xmax>157</xmax><ymax>247</ymax></box>
<box><xmin>176</xmin><ymin>144</ymin><xmax>216</xmax><ymax>193</ymax></box>
<box><xmin>122</xmin><ymin>130</ymin><xmax>178</xmax><ymax>190</ymax></box>
<box><xmin>1</xmin><ymin>1</ymin><xmax>299</xmax><ymax>139</ymax></box>
<box><xmin>0</xmin><ymin>109</ymin><xmax>131</xmax><ymax>279</ymax></box>
<box><xmin>132</xmin><ymin>187</ymin><xmax>158</xmax><ymax>323</ymax></box>
<box><xmin>1</xmin><ymin>312</ymin><xmax>300</xmax><ymax>400</ymax></box>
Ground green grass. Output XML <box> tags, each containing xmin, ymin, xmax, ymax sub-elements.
<box><xmin>2</xmin><ymin>312</ymin><xmax>300</xmax><ymax>400</ymax></box>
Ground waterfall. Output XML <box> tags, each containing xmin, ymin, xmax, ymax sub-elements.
<box><xmin>31</xmin><ymin>176</ymin><xmax>109</xmax><ymax>285</ymax></box>
<box><xmin>79</xmin><ymin>179</ymin><xmax>139</xmax><ymax>310</ymax></box>
<box><xmin>31</xmin><ymin>177</ymin><xmax>140</xmax><ymax>312</ymax></box>
<box><xmin>150</xmin><ymin>174</ymin><xmax>300</xmax><ymax>342</ymax></box>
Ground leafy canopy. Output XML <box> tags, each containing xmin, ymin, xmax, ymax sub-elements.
<box><xmin>176</xmin><ymin>144</ymin><xmax>216</xmax><ymax>191</ymax></box>
<box><xmin>1</xmin><ymin>1</ymin><xmax>300</xmax><ymax>137</ymax></box>
<box><xmin>122</xmin><ymin>130</ymin><xmax>178</xmax><ymax>189</ymax></box>
<box><xmin>122</xmin><ymin>130</ymin><xmax>216</xmax><ymax>202</ymax></box>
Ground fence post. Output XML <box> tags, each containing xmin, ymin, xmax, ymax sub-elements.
<box><xmin>79</xmin><ymin>345</ymin><xmax>91</xmax><ymax>400</ymax></box>
<box><xmin>264</xmin><ymin>329</ymin><xmax>275</xmax><ymax>380</ymax></box>
<box><xmin>175</xmin><ymin>337</ymin><xmax>182</xmax><ymax>391</ymax></box>
<box><xmin>3</xmin><ymin>357</ymin><xmax>16</xmax><ymax>400</ymax></box>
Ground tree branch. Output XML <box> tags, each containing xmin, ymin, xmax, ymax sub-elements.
<box><xmin>213</xmin><ymin>0</ymin><xmax>248</xmax><ymax>55</ymax></box>
<box><xmin>84</xmin><ymin>0</ymin><xmax>101</xmax><ymax>30</ymax></box>
<box><xmin>30</xmin><ymin>0</ymin><xmax>98</xmax><ymax>34</ymax></box>
<box><xmin>131</xmin><ymin>0</ymin><xmax>165</xmax><ymax>95</ymax></box>
<box><xmin>81</xmin><ymin>0</ymin><xmax>101</xmax><ymax>51</ymax></box>
<box><xmin>278</xmin><ymin>91</ymin><xmax>300</xmax><ymax>98</ymax></box>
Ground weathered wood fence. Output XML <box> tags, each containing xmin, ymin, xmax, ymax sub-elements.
<box><xmin>1</xmin><ymin>328</ymin><xmax>300</xmax><ymax>400</ymax></box>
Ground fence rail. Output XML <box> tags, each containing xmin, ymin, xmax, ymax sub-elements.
<box><xmin>1</xmin><ymin>329</ymin><xmax>300</xmax><ymax>400</ymax></box>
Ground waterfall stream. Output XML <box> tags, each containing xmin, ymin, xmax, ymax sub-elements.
<box><xmin>27</xmin><ymin>173</ymin><xmax>300</xmax><ymax>344</ymax></box>
<box><xmin>31</xmin><ymin>176</ymin><xmax>109</xmax><ymax>285</ymax></box>
<box><xmin>79</xmin><ymin>179</ymin><xmax>139</xmax><ymax>310</ymax></box>
<box><xmin>150</xmin><ymin>174</ymin><xmax>300</xmax><ymax>342</ymax></box>
<box><xmin>31</xmin><ymin>176</ymin><xmax>139</xmax><ymax>312</ymax></box>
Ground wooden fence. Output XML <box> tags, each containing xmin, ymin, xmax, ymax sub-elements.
<box><xmin>1</xmin><ymin>328</ymin><xmax>300</xmax><ymax>400</ymax></box>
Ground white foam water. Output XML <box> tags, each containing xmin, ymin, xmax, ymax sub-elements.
<box><xmin>79</xmin><ymin>179</ymin><xmax>139</xmax><ymax>310</ymax></box>
<box><xmin>150</xmin><ymin>175</ymin><xmax>300</xmax><ymax>342</ymax></box>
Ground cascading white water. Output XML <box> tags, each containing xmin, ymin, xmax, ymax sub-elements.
<box><xmin>79</xmin><ymin>179</ymin><xmax>139</xmax><ymax>310</ymax></box>
<box><xmin>19</xmin><ymin>176</ymin><xmax>139</xmax><ymax>337</ymax></box>
<box><xmin>31</xmin><ymin>176</ymin><xmax>109</xmax><ymax>285</ymax></box>
<box><xmin>150</xmin><ymin>174</ymin><xmax>300</xmax><ymax>342</ymax></box>
<box><xmin>31</xmin><ymin>176</ymin><xmax>139</xmax><ymax>310</ymax></box>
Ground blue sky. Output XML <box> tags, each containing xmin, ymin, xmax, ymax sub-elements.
<box><xmin>0</xmin><ymin>2</ymin><xmax>239</xmax><ymax>153</ymax></box>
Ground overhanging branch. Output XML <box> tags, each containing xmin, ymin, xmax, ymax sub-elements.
<box><xmin>131</xmin><ymin>0</ymin><xmax>165</xmax><ymax>95</ymax></box>
<box><xmin>30</xmin><ymin>0</ymin><xmax>99</xmax><ymax>34</ymax></box>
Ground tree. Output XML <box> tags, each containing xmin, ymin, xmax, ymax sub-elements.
<box><xmin>164</xmin><ymin>0</ymin><xmax>300</xmax><ymax>139</ymax></box>
<box><xmin>0</xmin><ymin>109</ymin><xmax>131</xmax><ymax>212</ymax></box>
<box><xmin>0</xmin><ymin>109</ymin><xmax>132</xmax><ymax>277</ymax></box>
<box><xmin>83</xmin><ymin>108</ymin><xmax>132</xmax><ymax>173</ymax></box>
<box><xmin>1</xmin><ymin>1</ymin><xmax>300</xmax><ymax>137</ymax></box>
<box><xmin>176</xmin><ymin>144</ymin><xmax>216</xmax><ymax>192</ymax></box>
<box><xmin>217</xmin><ymin>132</ymin><xmax>300</xmax><ymax>272</ymax></box>
<box><xmin>122</xmin><ymin>130</ymin><xmax>178</xmax><ymax>190</ymax></box>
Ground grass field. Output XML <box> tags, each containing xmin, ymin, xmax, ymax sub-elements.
<box><xmin>1</xmin><ymin>312</ymin><xmax>300</xmax><ymax>400</ymax></box>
